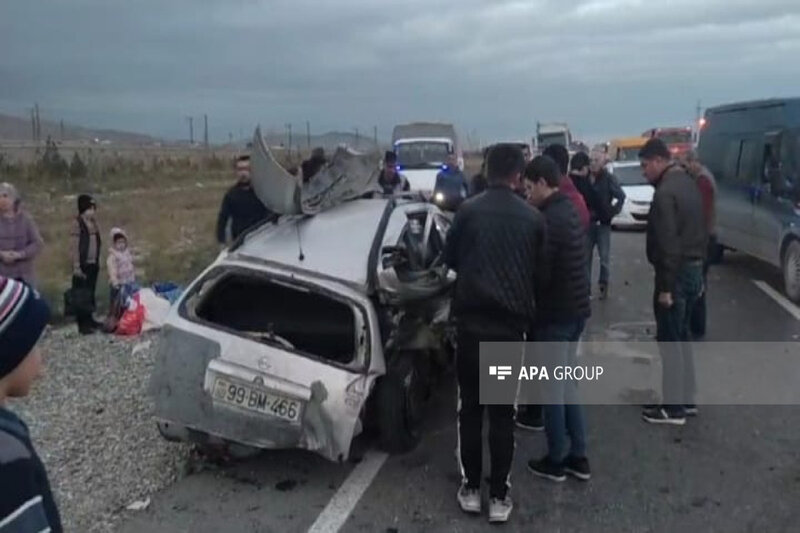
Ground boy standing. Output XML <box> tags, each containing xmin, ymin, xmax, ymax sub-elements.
<box><xmin>0</xmin><ymin>276</ymin><xmax>62</xmax><ymax>532</ymax></box>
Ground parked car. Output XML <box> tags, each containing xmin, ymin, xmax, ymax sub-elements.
<box><xmin>150</xmin><ymin>129</ymin><xmax>456</xmax><ymax>462</ymax></box>
<box><xmin>698</xmin><ymin>97</ymin><xmax>800</xmax><ymax>302</ymax></box>
<box><xmin>607</xmin><ymin>161</ymin><xmax>653</xmax><ymax>229</ymax></box>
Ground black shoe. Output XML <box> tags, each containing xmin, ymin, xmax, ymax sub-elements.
<box><xmin>563</xmin><ymin>455</ymin><xmax>591</xmax><ymax>481</ymax></box>
<box><xmin>642</xmin><ymin>406</ymin><xmax>686</xmax><ymax>426</ymax></box>
<box><xmin>528</xmin><ymin>456</ymin><xmax>566</xmax><ymax>482</ymax></box>
<box><xmin>598</xmin><ymin>284</ymin><xmax>608</xmax><ymax>300</ymax></box>
<box><xmin>516</xmin><ymin>410</ymin><xmax>544</xmax><ymax>431</ymax></box>
<box><xmin>684</xmin><ymin>405</ymin><xmax>699</xmax><ymax>417</ymax></box>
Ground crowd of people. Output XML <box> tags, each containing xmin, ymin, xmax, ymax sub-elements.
<box><xmin>0</xmin><ymin>137</ymin><xmax>716</xmax><ymax>530</ymax></box>
<box><xmin>446</xmin><ymin>139</ymin><xmax>714</xmax><ymax>523</ymax></box>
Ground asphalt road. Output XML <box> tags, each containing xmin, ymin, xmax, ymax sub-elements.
<box><xmin>120</xmin><ymin>231</ymin><xmax>800</xmax><ymax>533</ymax></box>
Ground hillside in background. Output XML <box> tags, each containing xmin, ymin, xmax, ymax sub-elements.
<box><xmin>0</xmin><ymin>112</ymin><xmax>159</xmax><ymax>144</ymax></box>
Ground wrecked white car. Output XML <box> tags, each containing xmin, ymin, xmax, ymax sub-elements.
<box><xmin>150</xmin><ymin>128</ymin><xmax>454</xmax><ymax>462</ymax></box>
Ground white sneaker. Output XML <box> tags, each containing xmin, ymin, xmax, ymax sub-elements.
<box><xmin>457</xmin><ymin>484</ymin><xmax>481</xmax><ymax>514</ymax></box>
<box><xmin>488</xmin><ymin>496</ymin><xmax>513</xmax><ymax>523</ymax></box>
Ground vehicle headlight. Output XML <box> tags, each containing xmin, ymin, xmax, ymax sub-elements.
<box><xmin>434</xmin><ymin>192</ymin><xmax>445</xmax><ymax>203</ymax></box>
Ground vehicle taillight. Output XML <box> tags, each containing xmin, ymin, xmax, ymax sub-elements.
<box><xmin>699</xmin><ymin>117</ymin><xmax>708</xmax><ymax>129</ymax></box>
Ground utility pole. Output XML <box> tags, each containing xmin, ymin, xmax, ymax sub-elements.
<box><xmin>694</xmin><ymin>99</ymin><xmax>702</xmax><ymax>143</ymax></box>
<box><xmin>285</xmin><ymin>123</ymin><xmax>292</xmax><ymax>155</ymax></box>
<box><xmin>186</xmin><ymin>116</ymin><xmax>194</xmax><ymax>144</ymax></box>
<box><xmin>306</xmin><ymin>121</ymin><xmax>311</xmax><ymax>149</ymax></box>
<box><xmin>229</xmin><ymin>132</ymin><xmax>233</xmax><ymax>145</ymax></box>
<box><xmin>30</xmin><ymin>108</ymin><xmax>36</xmax><ymax>142</ymax></box>
<box><xmin>34</xmin><ymin>103</ymin><xmax>41</xmax><ymax>142</ymax></box>
<box><xmin>373</xmin><ymin>126</ymin><xmax>378</xmax><ymax>149</ymax></box>
<box><xmin>60</xmin><ymin>119</ymin><xmax>65</xmax><ymax>140</ymax></box>
<box><xmin>203</xmin><ymin>114</ymin><xmax>209</xmax><ymax>148</ymax></box>
<box><xmin>354</xmin><ymin>127</ymin><xmax>359</xmax><ymax>149</ymax></box>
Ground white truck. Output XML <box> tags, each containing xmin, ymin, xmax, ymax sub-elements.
<box><xmin>391</xmin><ymin>122</ymin><xmax>463</xmax><ymax>193</ymax></box>
<box><xmin>535</xmin><ymin>122</ymin><xmax>573</xmax><ymax>153</ymax></box>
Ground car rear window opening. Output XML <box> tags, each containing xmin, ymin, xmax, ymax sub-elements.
<box><xmin>194</xmin><ymin>274</ymin><xmax>357</xmax><ymax>364</ymax></box>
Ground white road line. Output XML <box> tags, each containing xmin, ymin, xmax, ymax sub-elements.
<box><xmin>307</xmin><ymin>450</ymin><xmax>389</xmax><ymax>533</ymax></box>
<box><xmin>753</xmin><ymin>280</ymin><xmax>800</xmax><ymax>321</ymax></box>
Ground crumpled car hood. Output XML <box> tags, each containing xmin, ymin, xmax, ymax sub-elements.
<box><xmin>250</xmin><ymin>126</ymin><xmax>380</xmax><ymax>215</ymax></box>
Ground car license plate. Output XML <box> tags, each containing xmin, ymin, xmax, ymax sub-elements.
<box><xmin>213</xmin><ymin>377</ymin><xmax>302</xmax><ymax>423</ymax></box>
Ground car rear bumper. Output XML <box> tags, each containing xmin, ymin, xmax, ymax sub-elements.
<box><xmin>149</xmin><ymin>325</ymin><xmax>372</xmax><ymax>463</ymax></box>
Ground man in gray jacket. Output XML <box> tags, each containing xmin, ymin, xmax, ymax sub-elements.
<box><xmin>640</xmin><ymin>139</ymin><xmax>708</xmax><ymax>425</ymax></box>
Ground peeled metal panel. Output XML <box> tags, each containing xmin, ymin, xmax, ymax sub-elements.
<box><xmin>251</xmin><ymin>126</ymin><xmax>303</xmax><ymax>215</ymax></box>
<box><xmin>250</xmin><ymin>127</ymin><xmax>380</xmax><ymax>216</ymax></box>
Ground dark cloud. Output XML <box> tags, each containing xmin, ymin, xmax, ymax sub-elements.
<box><xmin>2</xmin><ymin>0</ymin><xmax>799</xmax><ymax>143</ymax></box>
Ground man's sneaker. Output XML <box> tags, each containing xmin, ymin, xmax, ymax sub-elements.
<box><xmin>563</xmin><ymin>455</ymin><xmax>591</xmax><ymax>481</ymax></box>
<box><xmin>642</xmin><ymin>406</ymin><xmax>686</xmax><ymax>426</ymax></box>
<box><xmin>515</xmin><ymin>410</ymin><xmax>544</xmax><ymax>431</ymax></box>
<box><xmin>685</xmin><ymin>405</ymin><xmax>699</xmax><ymax>417</ymax></box>
<box><xmin>488</xmin><ymin>496</ymin><xmax>513</xmax><ymax>523</ymax></box>
<box><xmin>527</xmin><ymin>456</ymin><xmax>567</xmax><ymax>482</ymax></box>
<box><xmin>456</xmin><ymin>484</ymin><xmax>481</xmax><ymax>514</ymax></box>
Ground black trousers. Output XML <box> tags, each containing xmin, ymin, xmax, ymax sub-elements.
<box><xmin>456</xmin><ymin>322</ymin><xmax>521</xmax><ymax>499</ymax></box>
<box><xmin>73</xmin><ymin>264</ymin><xmax>99</xmax><ymax>332</ymax></box>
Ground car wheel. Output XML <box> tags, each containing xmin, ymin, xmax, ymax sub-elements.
<box><xmin>783</xmin><ymin>239</ymin><xmax>800</xmax><ymax>303</ymax></box>
<box><xmin>375</xmin><ymin>353</ymin><xmax>425</xmax><ymax>454</ymax></box>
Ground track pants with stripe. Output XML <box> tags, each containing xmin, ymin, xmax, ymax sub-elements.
<box><xmin>456</xmin><ymin>324</ymin><xmax>521</xmax><ymax>500</ymax></box>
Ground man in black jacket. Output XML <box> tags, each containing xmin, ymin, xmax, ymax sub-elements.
<box><xmin>640</xmin><ymin>139</ymin><xmax>707</xmax><ymax>425</ymax></box>
<box><xmin>575</xmin><ymin>152</ymin><xmax>625</xmax><ymax>299</ymax></box>
<box><xmin>522</xmin><ymin>156</ymin><xmax>592</xmax><ymax>482</ymax></box>
<box><xmin>216</xmin><ymin>155</ymin><xmax>273</xmax><ymax>245</ymax></box>
<box><xmin>445</xmin><ymin>143</ymin><xmax>546</xmax><ymax>523</ymax></box>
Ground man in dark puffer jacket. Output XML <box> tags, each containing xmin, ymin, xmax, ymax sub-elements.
<box><xmin>445</xmin><ymin>143</ymin><xmax>547</xmax><ymax>523</ymax></box>
<box><xmin>522</xmin><ymin>155</ymin><xmax>592</xmax><ymax>483</ymax></box>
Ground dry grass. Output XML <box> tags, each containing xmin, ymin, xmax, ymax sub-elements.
<box><xmin>0</xmin><ymin>148</ymin><xmax>290</xmax><ymax>318</ymax></box>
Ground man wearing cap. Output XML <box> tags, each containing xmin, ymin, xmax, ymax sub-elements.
<box><xmin>0</xmin><ymin>182</ymin><xmax>44</xmax><ymax>285</ymax></box>
<box><xmin>377</xmin><ymin>151</ymin><xmax>410</xmax><ymax>194</ymax></box>
<box><xmin>70</xmin><ymin>194</ymin><xmax>102</xmax><ymax>334</ymax></box>
<box><xmin>0</xmin><ymin>276</ymin><xmax>63</xmax><ymax>532</ymax></box>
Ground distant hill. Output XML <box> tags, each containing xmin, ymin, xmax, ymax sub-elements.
<box><xmin>0</xmin><ymin>112</ymin><xmax>158</xmax><ymax>144</ymax></box>
<box><xmin>258</xmin><ymin>130</ymin><xmax>387</xmax><ymax>154</ymax></box>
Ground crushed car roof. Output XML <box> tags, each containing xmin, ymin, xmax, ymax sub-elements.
<box><xmin>250</xmin><ymin>126</ymin><xmax>380</xmax><ymax>216</ymax></box>
<box><xmin>232</xmin><ymin>198</ymin><xmax>413</xmax><ymax>289</ymax></box>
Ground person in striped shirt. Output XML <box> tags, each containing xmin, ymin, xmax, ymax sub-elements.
<box><xmin>0</xmin><ymin>276</ymin><xmax>62</xmax><ymax>533</ymax></box>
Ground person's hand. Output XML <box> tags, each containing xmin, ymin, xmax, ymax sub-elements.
<box><xmin>658</xmin><ymin>292</ymin><xmax>674</xmax><ymax>308</ymax></box>
<box><xmin>0</xmin><ymin>251</ymin><xmax>12</xmax><ymax>264</ymax></box>
<box><xmin>73</xmin><ymin>266</ymin><xmax>86</xmax><ymax>279</ymax></box>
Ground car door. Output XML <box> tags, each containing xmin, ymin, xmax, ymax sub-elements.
<box><xmin>715</xmin><ymin>137</ymin><xmax>760</xmax><ymax>254</ymax></box>
<box><xmin>752</xmin><ymin>129</ymin><xmax>800</xmax><ymax>266</ymax></box>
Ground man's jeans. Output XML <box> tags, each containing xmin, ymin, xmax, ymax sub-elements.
<box><xmin>653</xmin><ymin>262</ymin><xmax>704</xmax><ymax>416</ymax></box>
<box><xmin>588</xmin><ymin>223</ymin><xmax>611</xmax><ymax>287</ymax></box>
<box><xmin>536</xmin><ymin>320</ymin><xmax>587</xmax><ymax>462</ymax></box>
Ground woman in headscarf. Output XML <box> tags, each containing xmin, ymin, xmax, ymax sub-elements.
<box><xmin>0</xmin><ymin>182</ymin><xmax>44</xmax><ymax>285</ymax></box>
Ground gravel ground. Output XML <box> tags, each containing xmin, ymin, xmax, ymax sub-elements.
<box><xmin>8</xmin><ymin>326</ymin><xmax>192</xmax><ymax>533</ymax></box>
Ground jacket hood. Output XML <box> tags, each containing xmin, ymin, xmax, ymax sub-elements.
<box><xmin>109</xmin><ymin>227</ymin><xmax>128</xmax><ymax>241</ymax></box>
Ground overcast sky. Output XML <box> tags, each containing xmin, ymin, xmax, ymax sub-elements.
<box><xmin>2</xmin><ymin>0</ymin><xmax>799</xmax><ymax>145</ymax></box>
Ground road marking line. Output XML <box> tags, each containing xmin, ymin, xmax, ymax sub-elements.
<box><xmin>307</xmin><ymin>450</ymin><xmax>389</xmax><ymax>533</ymax></box>
<box><xmin>753</xmin><ymin>280</ymin><xmax>800</xmax><ymax>321</ymax></box>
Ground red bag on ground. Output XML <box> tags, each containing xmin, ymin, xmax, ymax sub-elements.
<box><xmin>116</xmin><ymin>293</ymin><xmax>144</xmax><ymax>336</ymax></box>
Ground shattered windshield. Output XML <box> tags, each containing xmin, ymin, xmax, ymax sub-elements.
<box><xmin>395</xmin><ymin>141</ymin><xmax>451</xmax><ymax>169</ymax></box>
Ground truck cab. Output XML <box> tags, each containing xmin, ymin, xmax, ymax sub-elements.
<box><xmin>391</xmin><ymin>123</ymin><xmax>463</xmax><ymax>194</ymax></box>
